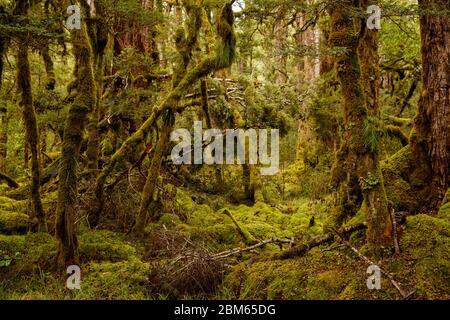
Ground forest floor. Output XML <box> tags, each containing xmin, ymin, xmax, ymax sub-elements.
<box><xmin>0</xmin><ymin>170</ymin><xmax>449</xmax><ymax>300</ymax></box>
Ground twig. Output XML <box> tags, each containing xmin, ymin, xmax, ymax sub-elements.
<box><xmin>390</xmin><ymin>207</ymin><xmax>401</xmax><ymax>255</ymax></box>
<box><xmin>212</xmin><ymin>238</ymin><xmax>295</xmax><ymax>260</ymax></box>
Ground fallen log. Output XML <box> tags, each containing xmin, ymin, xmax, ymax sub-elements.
<box><xmin>222</xmin><ymin>209</ymin><xmax>258</xmax><ymax>245</ymax></box>
<box><xmin>0</xmin><ymin>172</ymin><xmax>19</xmax><ymax>189</ymax></box>
<box><xmin>272</xmin><ymin>223</ymin><xmax>367</xmax><ymax>260</ymax></box>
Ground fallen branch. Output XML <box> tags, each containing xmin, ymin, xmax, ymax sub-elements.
<box><xmin>212</xmin><ymin>238</ymin><xmax>295</xmax><ymax>260</ymax></box>
<box><xmin>272</xmin><ymin>223</ymin><xmax>367</xmax><ymax>260</ymax></box>
<box><xmin>222</xmin><ymin>209</ymin><xmax>257</xmax><ymax>245</ymax></box>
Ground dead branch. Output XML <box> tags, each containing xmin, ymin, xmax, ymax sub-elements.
<box><xmin>272</xmin><ymin>223</ymin><xmax>367</xmax><ymax>260</ymax></box>
<box><xmin>212</xmin><ymin>238</ymin><xmax>295</xmax><ymax>260</ymax></box>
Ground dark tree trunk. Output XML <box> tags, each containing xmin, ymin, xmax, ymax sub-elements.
<box><xmin>411</xmin><ymin>0</ymin><xmax>450</xmax><ymax>208</ymax></box>
<box><xmin>17</xmin><ymin>44</ymin><xmax>47</xmax><ymax>232</ymax></box>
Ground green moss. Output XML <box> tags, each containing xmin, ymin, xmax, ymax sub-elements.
<box><xmin>381</xmin><ymin>145</ymin><xmax>411</xmax><ymax>180</ymax></box>
<box><xmin>0</xmin><ymin>233</ymin><xmax>56</xmax><ymax>274</ymax></box>
<box><xmin>438</xmin><ymin>189</ymin><xmax>450</xmax><ymax>221</ymax></box>
<box><xmin>0</xmin><ymin>210</ymin><xmax>35</xmax><ymax>234</ymax></box>
<box><xmin>384</xmin><ymin>178</ymin><xmax>414</xmax><ymax>211</ymax></box>
<box><xmin>158</xmin><ymin>213</ymin><xmax>181</xmax><ymax>226</ymax></box>
<box><xmin>401</xmin><ymin>215</ymin><xmax>450</xmax><ymax>298</ymax></box>
<box><xmin>438</xmin><ymin>203</ymin><xmax>450</xmax><ymax>221</ymax></box>
<box><xmin>0</xmin><ymin>196</ymin><xmax>27</xmax><ymax>212</ymax></box>
<box><xmin>304</xmin><ymin>270</ymin><xmax>348</xmax><ymax>300</ymax></box>
<box><xmin>74</xmin><ymin>258</ymin><xmax>150</xmax><ymax>300</ymax></box>
<box><xmin>175</xmin><ymin>187</ymin><xmax>195</xmax><ymax>215</ymax></box>
<box><xmin>79</xmin><ymin>230</ymin><xmax>137</xmax><ymax>263</ymax></box>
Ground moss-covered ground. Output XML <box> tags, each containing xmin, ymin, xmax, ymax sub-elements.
<box><xmin>0</xmin><ymin>177</ymin><xmax>449</xmax><ymax>300</ymax></box>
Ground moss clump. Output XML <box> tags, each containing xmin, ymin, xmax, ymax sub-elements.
<box><xmin>79</xmin><ymin>230</ymin><xmax>137</xmax><ymax>263</ymax></box>
<box><xmin>401</xmin><ymin>214</ymin><xmax>450</xmax><ymax>298</ymax></box>
<box><xmin>381</xmin><ymin>146</ymin><xmax>416</xmax><ymax>211</ymax></box>
<box><xmin>158</xmin><ymin>213</ymin><xmax>181</xmax><ymax>226</ymax></box>
<box><xmin>0</xmin><ymin>233</ymin><xmax>56</xmax><ymax>275</ymax></box>
<box><xmin>74</xmin><ymin>258</ymin><xmax>150</xmax><ymax>300</ymax></box>
<box><xmin>175</xmin><ymin>187</ymin><xmax>195</xmax><ymax>215</ymax></box>
<box><xmin>223</xmin><ymin>248</ymin><xmax>368</xmax><ymax>300</ymax></box>
<box><xmin>0</xmin><ymin>210</ymin><xmax>35</xmax><ymax>234</ymax></box>
<box><xmin>0</xmin><ymin>196</ymin><xmax>27</xmax><ymax>212</ymax></box>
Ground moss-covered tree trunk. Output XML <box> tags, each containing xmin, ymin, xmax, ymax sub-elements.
<box><xmin>40</xmin><ymin>44</ymin><xmax>56</xmax><ymax>90</ymax></box>
<box><xmin>0</xmin><ymin>108</ymin><xmax>7</xmax><ymax>173</ymax></box>
<box><xmin>410</xmin><ymin>0</ymin><xmax>450</xmax><ymax>208</ymax></box>
<box><xmin>86</xmin><ymin>0</ymin><xmax>108</xmax><ymax>171</ymax></box>
<box><xmin>329</xmin><ymin>0</ymin><xmax>392</xmax><ymax>250</ymax></box>
<box><xmin>56</xmin><ymin>19</ymin><xmax>96</xmax><ymax>269</ymax></box>
<box><xmin>134</xmin><ymin>111</ymin><xmax>174</xmax><ymax>235</ymax></box>
<box><xmin>0</xmin><ymin>29</ymin><xmax>7</xmax><ymax>173</ymax></box>
<box><xmin>14</xmin><ymin>0</ymin><xmax>47</xmax><ymax>232</ymax></box>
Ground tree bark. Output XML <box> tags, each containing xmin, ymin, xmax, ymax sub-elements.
<box><xmin>56</xmin><ymin>18</ymin><xmax>96</xmax><ymax>269</ymax></box>
<box><xmin>329</xmin><ymin>0</ymin><xmax>392</xmax><ymax>251</ymax></box>
<box><xmin>410</xmin><ymin>0</ymin><xmax>450</xmax><ymax>208</ymax></box>
<box><xmin>14</xmin><ymin>0</ymin><xmax>47</xmax><ymax>232</ymax></box>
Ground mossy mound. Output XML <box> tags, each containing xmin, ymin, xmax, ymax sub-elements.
<box><xmin>74</xmin><ymin>258</ymin><xmax>150</xmax><ymax>299</ymax></box>
<box><xmin>0</xmin><ymin>196</ymin><xmax>27</xmax><ymax>213</ymax></box>
<box><xmin>0</xmin><ymin>233</ymin><xmax>56</xmax><ymax>274</ymax></box>
<box><xmin>400</xmin><ymin>214</ymin><xmax>450</xmax><ymax>299</ymax></box>
<box><xmin>222</xmin><ymin>214</ymin><xmax>450</xmax><ymax>300</ymax></box>
<box><xmin>78</xmin><ymin>230</ymin><xmax>138</xmax><ymax>263</ymax></box>
<box><xmin>0</xmin><ymin>210</ymin><xmax>35</xmax><ymax>234</ymax></box>
<box><xmin>222</xmin><ymin>247</ymin><xmax>399</xmax><ymax>300</ymax></box>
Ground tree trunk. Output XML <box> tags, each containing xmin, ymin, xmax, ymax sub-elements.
<box><xmin>329</xmin><ymin>0</ymin><xmax>392</xmax><ymax>252</ymax></box>
<box><xmin>86</xmin><ymin>0</ymin><xmax>108</xmax><ymax>171</ymax></box>
<box><xmin>410</xmin><ymin>0</ymin><xmax>450</xmax><ymax>208</ymax></box>
<box><xmin>0</xmin><ymin>108</ymin><xmax>8</xmax><ymax>173</ymax></box>
<box><xmin>40</xmin><ymin>44</ymin><xmax>56</xmax><ymax>90</ymax></box>
<box><xmin>56</xmin><ymin>21</ymin><xmax>96</xmax><ymax>269</ymax></box>
<box><xmin>13</xmin><ymin>0</ymin><xmax>47</xmax><ymax>233</ymax></box>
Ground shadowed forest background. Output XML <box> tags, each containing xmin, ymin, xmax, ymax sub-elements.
<box><xmin>0</xmin><ymin>0</ymin><xmax>449</xmax><ymax>300</ymax></box>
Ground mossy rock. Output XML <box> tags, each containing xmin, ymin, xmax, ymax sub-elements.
<box><xmin>79</xmin><ymin>230</ymin><xmax>137</xmax><ymax>263</ymax></box>
<box><xmin>0</xmin><ymin>210</ymin><xmax>35</xmax><ymax>235</ymax></box>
